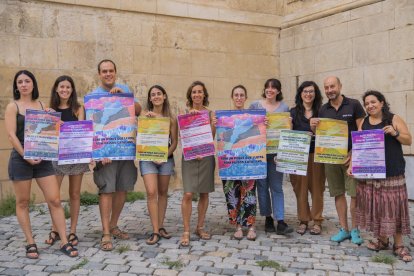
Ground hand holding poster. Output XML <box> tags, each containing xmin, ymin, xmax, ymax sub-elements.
<box><xmin>351</xmin><ymin>129</ymin><xmax>386</xmax><ymax>179</ymax></box>
<box><xmin>58</xmin><ymin>121</ymin><xmax>93</xmax><ymax>165</ymax></box>
<box><xmin>266</xmin><ymin>112</ymin><xmax>291</xmax><ymax>154</ymax></box>
<box><xmin>84</xmin><ymin>92</ymin><xmax>136</xmax><ymax>160</ymax></box>
<box><xmin>216</xmin><ymin>109</ymin><xmax>267</xmax><ymax>180</ymax></box>
<box><xmin>178</xmin><ymin>111</ymin><xmax>215</xmax><ymax>161</ymax></box>
<box><xmin>314</xmin><ymin>118</ymin><xmax>348</xmax><ymax>164</ymax></box>
<box><xmin>276</xmin><ymin>130</ymin><xmax>311</xmax><ymax>176</ymax></box>
<box><xmin>24</xmin><ymin>109</ymin><xmax>61</xmax><ymax>161</ymax></box>
<box><xmin>136</xmin><ymin>117</ymin><xmax>170</xmax><ymax>162</ymax></box>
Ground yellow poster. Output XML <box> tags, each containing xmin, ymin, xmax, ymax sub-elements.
<box><xmin>136</xmin><ymin>117</ymin><xmax>170</xmax><ymax>162</ymax></box>
<box><xmin>266</xmin><ymin>112</ymin><xmax>291</xmax><ymax>154</ymax></box>
<box><xmin>314</xmin><ymin>118</ymin><xmax>348</xmax><ymax>164</ymax></box>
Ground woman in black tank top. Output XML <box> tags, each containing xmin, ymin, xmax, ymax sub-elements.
<box><xmin>5</xmin><ymin>70</ymin><xmax>78</xmax><ymax>259</ymax></box>
<box><xmin>46</xmin><ymin>75</ymin><xmax>89</xmax><ymax>247</ymax></box>
<box><xmin>348</xmin><ymin>90</ymin><xmax>412</xmax><ymax>262</ymax></box>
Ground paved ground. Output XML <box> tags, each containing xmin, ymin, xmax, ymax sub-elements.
<box><xmin>1</xmin><ymin>180</ymin><xmax>414</xmax><ymax>275</ymax></box>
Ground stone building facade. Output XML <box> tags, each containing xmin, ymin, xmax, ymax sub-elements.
<box><xmin>0</xmin><ymin>0</ymin><xmax>413</xmax><ymax>202</ymax></box>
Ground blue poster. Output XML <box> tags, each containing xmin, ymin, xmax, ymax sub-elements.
<box><xmin>216</xmin><ymin>109</ymin><xmax>267</xmax><ymax>180</ymax></box>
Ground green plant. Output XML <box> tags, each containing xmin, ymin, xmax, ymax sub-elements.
<box><xmin>115</xmin><ymin>244</ymin><xmax>131</xmax><ymax>254</ymax></box>
<box><xmin>256</xmin><ymin>260</ymin><xmax>286</xmax><ymax>272</ymax></box>
<box><xmin>192</xmin><ymin>193</ymin><xmax>199</xmax><ymax>202</ymax></box>
<box><xmin>160</xmin><ymin>257</ymin><xmax>184</xmax><ymax>270</ymax></box>
<box><xmin>70</xmin><ymin>258</ymin><xmax>88</xmax><ymax>271</ymax></box>
<box><xmin>80</xmin><ymin>192</ymin><xmax>99</xmax><ymax>206</ymax></box>
<box><xmin>371</xmin><ymin>254</ymin><xmax>396</xmax><ymax>265</ymax></box>
<box><xmin>126</xmin><ymin>191</ymin><xmax>145</xmax><ymax>202</ymax></box>
<box><xmin>0</xmin><ymin>193</ymin><xmax>35</xmax><ymax>217</ymax></box>
<box><xmin>63</xmin><ymin>203</ymin><xmax>71</xmax><ymax>219</ymax></box>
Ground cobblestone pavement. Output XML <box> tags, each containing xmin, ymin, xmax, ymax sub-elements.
<box><xmin>1</xmin><ymin>181</ymin><xmax>414</xmax><ymax>275</ymax></box>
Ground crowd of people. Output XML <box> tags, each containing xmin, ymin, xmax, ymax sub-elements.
<box><xmin>5</xmin><ymin>59</ymin><xmax>412</xmax><ymax>262</ymax></box>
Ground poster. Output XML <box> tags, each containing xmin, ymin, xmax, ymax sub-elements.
<box><xmin>24</xmin><ymin>109</ymin><xmax>61</xmax><ymax>161</ymax></box>
<box><xmin>276</xmin><ymin>130</ymin><xmax>311</xmax><ymax>176</ymax></box>
<box><xmin>216</xmin><ymin>109</ymin><xmax>267</xmax><ymax>180</ymax></box>
<box><xmin>177</xmin><ymin>111</ymin><xmax>215</xmax><ymax>161</ymax></box>
<box><xmin>84</xmin><ymin>92</ymin><xmax>136</xmax><ymax>160</ymax></box>
<box><xmin>266</xmin><ymin>112</ymin><xmax>291</xmax><ymax>154</ymax></box>
<box><xmin>351</xmin><ymin>129</ymin><xmax>386</xmax><ymax>179</ymax></box>
<box><xmin>314</xmin><ymin>118</ymin><xmax>348</xmax><ymax>164</ymax></box>
<box><xmin>136</xmin><ymin>117</ymin><xmax>170</xmax><ymax>162</ymax></box>
<box><xmin>58</xmin><ymin>121</ymin><xmax>93</xmax><ymax>165</ymax></box>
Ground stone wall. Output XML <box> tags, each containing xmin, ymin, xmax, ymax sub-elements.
<box><xmin>280</xmin><ymin>0</ymin><xmax>414</xmax><ymax>154</ymax></box>
<box><xmin>0</xmin><ymin>0</ymin><xmax>280</xmax><ymax>202</ymax></box>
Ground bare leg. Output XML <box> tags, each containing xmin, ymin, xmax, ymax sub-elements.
<box><xmin>335</xmin><ymin>194</ymin><xmax>348</xmax><ymax>230</ymax></box>
<box><xmin>197</xmin><ymin>193</ymin><xmax>209</xmax><ymax>228</ymax></box>
<box><xmin>350</xmin><ymin>196</ymin><xmax>356</xmax><ymax>229</ymax></box>
<box><xmin>13</xmin><ymin>180</ymin><xmax>35</xmax><ymax>245</ymax></box>
<box><xmin>181</xmin><ymin>192</ymin><xmax>193</xmax><ymax>232</ymax></box>
<box><xmin>143</xmin><ymin>174</ymin><xmax>159</xmax><ymax>233</ymax></box>
<box><xmin>109</xmin><ymin>191</ymin><xmax>127</xmax><ymax>229</ymax></box>
<box><xmin>99</xmin><ymin>193</ymin><xmax>113</xmax><ymax>234</ymax></box>
<box><xmin>48</xmin><ymin>175</ymin><xmax>64</xmax><ymax>234</ymax></box>
<box><xmin>157</xmin><ymin>175</ymin><xmax>170</xmax><ymax>228</ymax></box>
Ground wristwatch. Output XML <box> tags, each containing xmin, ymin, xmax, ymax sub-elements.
<box><xmin>394</xmin><ymin>130</ymin><xmax>400</xmax><ymax>138</ymax></box>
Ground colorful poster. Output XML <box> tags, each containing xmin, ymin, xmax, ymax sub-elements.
<box><xmin>136</xmin><ymin>117</ymin><xmax>170</xmax><ymax>162</ymax></box>
<box><xmin>351</xmin><ymin>129</ymin><xmax>386</xmax><ymax>179</ymax></box>
<box><xmin>24</xmin><ymin>109</ymin><xmax>61</xmax><ymax>161</ymax></box>
<box><xmin>178</xmin><ymin>111</ymin><xmax>215</xmax><ymax>161</ymax></box>
<box><xmin>267</xmin><ymin>112</ymin><xmax>291</xmax><ymax>154</ymax></box>
<box><xmin>314</xmin><ymin>118</ymin><xmax>348</xmax><ymax>164</ymax></box>
<box><xmin>84</xmin><ymin>92</ymin><xmax>136</xmax><ymax>160</ymax></box>
<box><xmin>58</xmin><ymin>121</ymin><xmax>93</xmax><ymax>165</ymax></box>
<box><xmin>216</xmin><ymin>109</ymin><xmax>267</xmax><ymax>180</ymax></box>
<box><xmin>276</xmin><ymin>130</ymin><xmax>311</xmax><ymax>176</ymax></box>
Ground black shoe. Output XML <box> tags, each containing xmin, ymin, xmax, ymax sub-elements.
<box><xmin>277</xmin><ymin>221</ymin><xmax>293</xmax><ymax>235</ymax></box>
<box><xmin>265</xmin><ymin>216</ymin><xmax>276</xmax><ymax>232</ymax></box>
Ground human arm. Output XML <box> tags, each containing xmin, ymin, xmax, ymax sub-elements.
<box><xmin>386</xmin><ymin>115</ymin><xmax>412</xmax><ymax>146</ymax></box>
<box><xmin>77</xmin><ymin>105</ymin><xmax>85</xmax><ymax>120</ymax></box>
<box><xmin>210</xmin><ymin>111</ymin><xmax>216</xmax><ymax>138</ymax></box>
<box><xmin>167</xmin><ymin>117</ymin><xmax>178</xmax><ymax>157</ymax></box>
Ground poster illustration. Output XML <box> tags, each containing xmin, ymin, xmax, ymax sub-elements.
<box><xmin>266</xmin><ymin>112</ymin><xmax>291</xmax><ymax>154</ymax></box>
<box><xmin>84</xmin><ymin>92</ymin><xmax>136</xmax><ymax>160</ymax></box>
<box><xmin>177</xmin><ymin>111</ymin><xmax>215</xmax><ymax>160</ymax></box>
<box><xmin>216</xmin><ymin>109</ymin><xmax>267</xmax><ymax>180</ymax></box>
<box><xmin>24</xmin><ymin>109</ymin><xmax>61</xmax><ymax>161</ymax></box>
<box><xmin>314</xmin><ymin>118</ymin><xmax>348</xmax><ymax>164</ymax></box>
<box><xmin>58</xmin><ymin>121</ymin><xmax>93</xmax><ymax>165</ymax></box>
<box><xmin>136</xmin><ymin>117</ymin><xmax>170</xmax><ymax>162</ymax></box>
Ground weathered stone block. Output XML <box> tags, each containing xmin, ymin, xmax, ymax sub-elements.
<box><xmin>0</xmin><ymin>35</ymin><xmax>20</xmax><ymax>66</ymax></box>
<box><xmin>58</xmin><ymin>41</ymin><xmax>96</xmax><ymax>71</ymax></box>
<box><xmin>353</xmin><ymin>32</ymin><xmax>389</xmax><ymax>66</ymax></box>
<box><xmin>390</xmin><ymin>25</ymin><xmax>414</xmax><ymax>60</ymax></box>
<box><xmin>350</xmin><ymin>1</ymin><xmax>383</xmax><ymax>20</ymax></box>
<box><xmin>191</xmin><ymin>51</ymin><xmax>226</xmax><ymax>78</ymax></box>
<box><xmin>20</xmin><ymin>37</ymin><xmax>58</xmax><ymax>69</ymax></box>
<box><xmin>348</xmin><ymin>11</ymin><xmax>394</xmax><ymax>37</ymax></box>
<box><xmin>160</xmin><ymin>48</ymin><xmax>191</xmax><ymax>76</ymax></box>
<box><xmin>314</xmin><ymin>40</ymin><xmax>352</xmax><ymax>73</ymax></box>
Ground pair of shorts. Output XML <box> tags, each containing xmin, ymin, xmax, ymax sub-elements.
<box><xmin>93</xmin><ymin>160</ymin><xmax>137</xmax><ymax>194</ymax></box>
<box><xmin>8</xmin><ymin>150</ymin><xmax>55</xmax><ymax>181</ymax></box>
<box><xmin>325</xmin><ymin>163</ymin><xmax>357</xmax><ymax>197</ymax></box>
<box><xmin>52</xmin><ymin>162</ymin><xmax>90</xmax><ymax>176</ymax></box>
<box><xmin>139</xmin><ymin>157</ymin><xmax>175</xmax><ymax>176</ymax></box>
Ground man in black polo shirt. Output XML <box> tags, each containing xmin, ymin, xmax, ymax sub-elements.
<box><xmin>310</xmin><ymin>76</ymin><xmax>365</xmax><ymax>244</ymax></box>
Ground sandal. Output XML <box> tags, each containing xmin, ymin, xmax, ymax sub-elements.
<box><xmin>25</xmin><ymin>244</ymin><xmax>39</xmax><ymax>259</ymax></box>
<box><xmin>146</xmin><ymin>233</ymin><xmax>161</xmax><ymax>245</ymax></box>
<box><xmin>60</xmin><ymin>242</ymin><xmax>78</xmax><ymax>257</ymax></box>
<box><xmin>367</xmin><ymin>238</ymin><xmax>389</xmax><ymax>252</ymax></box>
<box><xmin>110</xmin><ymin>226</ymin><xmax>129</xmax><ymax>240</ymax></box>
<box><xmin>68</xmin><ymin>233</ymin><xmax>79</xmax><ymax>246</ymax></box>
<box><xmin>180</xmin><ymin>231</ymin><xmax>190</xmax><ymax>247</ymax></box>
<box><xmin>296</xmin><ymin>223</ymin><xmax>308</xmax><ymax>235</ymax></box>
<box><xmin>159</xmin><ymin>228</ymin><xmax>172</xmax><ymax>239</ymax></box>
<box><xmin>195</xmin><ymin>226</ymin><xmax>211</xmax><ymax>240</ymax></box>
<box><xmin>247</xmin><ymin>227</ymin><xmax>257</xmax><ymax>241</ymax></box>
<box><xmin>310</xmin><ymin>224</ymin><xmax>322</xmax><ymax>235</ymax></box>
<box><xmin>45</xmin><ymin>231</ymin><xmax>60</xmax><ymax>245</ymax></box>
<box><xmin>233</xmin><ymin>226</ymin><xmax>243</xmax><ymax>240</ymax></box>
<box><xmin>100</xmin><ymin>234</ymin><xmax>113</xmax><ymax>251</ymax></box>
<box><xmin>393</xmin><ymin>245</ymin><xmax>412</xmax><ymax>262</ymax></box>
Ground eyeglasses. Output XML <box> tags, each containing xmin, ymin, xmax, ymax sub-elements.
<box><xmin>302</xmin><ymin>90</ymin><xmax>315</xmax><ymax>95</ymax></box>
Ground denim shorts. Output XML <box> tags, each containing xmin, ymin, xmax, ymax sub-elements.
<box><xmin>8</xmin><ymin>150</ymin><xmax>55</xmax><ymax>181</ymax></box>
<box><xmin>139</xmin><ymin>157</ymin><xmax>175</xmax><ymax>176</ymax></box>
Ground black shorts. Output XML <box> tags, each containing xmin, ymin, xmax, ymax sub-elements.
<box><xmin>8</xmin><ymin>150</ymin><xmax>56</xmax><ymax>181</ymax></box>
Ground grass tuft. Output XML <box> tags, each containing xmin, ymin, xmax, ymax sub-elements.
<box><xmin>0</xmin><ymin>193</ymin><xmax>35</xmax><ymax>217</ymax></box>
<box><xmin>80</xmin><ymin>192</ymin><xmax>99</xmax><ymax>206</ymax></box>
<box><xmin>256</xmin><ymin>260</ymin><xmax>287</xmax><ymax>272</ymax></box>
<box><xmin>126</xmin><ymin>192</ymin><xmax>145</xmax><ymax>202</ymax></box>
<box><xmin>115</xmin><ymin>244</ymin><xmax>131</xmax><ymax>254</ymax></box>
<box><xmin>160</xmin><ymin>257</ymin><xmax>185</xmax><ymax>270</ymax></box>
<box><xmin>70</xmin><ymin>258</ymin><xmax>88</xmax><ymax>271</ymax></box>
<box><xmin>371</xmin><ymin>254</ymin><xmax>396</xmax><ymax>265</ymax></box>
<box><xmin>63</xmin><ymin>203</ymin><xmax>71</xmax><ymax>219</ymax></box>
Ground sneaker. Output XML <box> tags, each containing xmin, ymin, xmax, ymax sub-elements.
<box><xmin>330</xmin><ymin>228</ymin><xmax>351</xmax><ymax>243</ymax></box>
<box><xmin>265</xmin><ymin>216</ymin><xmax>276</xmax><ymax>232</ymax></box>
<box><xmin>350</xmin><ymin>228</ymin><xmax>363</xmax><ymax>245</ymax></box>
<box><xmin>276</xmin><ymin>221</ymin><xmax>293</xmax><ymax>235</ymax></box>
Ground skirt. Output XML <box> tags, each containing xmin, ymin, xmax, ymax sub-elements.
<box><xmin>53</xmin><ymin>162</ymin><xmax>90</xmax><ymax>176</ymax></box>
<box><xmin>355</xmin><ymin>175</ymin><xmax>411</xmax><ymax>238</ymax></box>
<box><xmin>182</xmin><ymin>155</ymin><xmax>215</xmax><ymax>193</ymax></box>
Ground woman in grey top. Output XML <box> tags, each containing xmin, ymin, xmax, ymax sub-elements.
<box><xmin>249</xmin><ymin>78</ymin><xmax>293</xmax><ymax>235</ymax></box>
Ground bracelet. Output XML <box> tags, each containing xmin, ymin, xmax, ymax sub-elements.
<box><xmin>394</xmin><ymin>130</ymin><xmax>400</xmax><ymax>138</ymax></box>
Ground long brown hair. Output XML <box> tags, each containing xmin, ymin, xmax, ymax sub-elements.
<box><xmin>49</xmin><ymin>75</ymin><xmax>81</xmax><ymax>117</ymax></box>
<box><xmin>186</xmin><ymin>81</ymin><xmax>209</xmax><ymax>108</ymax></box>
<box><xmin>147</xmin><ymin>85</ymin><xmax>172</xmax><ymax>117</ymax></box>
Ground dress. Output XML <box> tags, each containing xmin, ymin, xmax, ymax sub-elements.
<box><xmin>355</xmin><ymin>115</ymin><xmax>411</xmax><ymax>237</ymax></box>
<box><xmin>52</xmin><ymin>107</ymin><xmax>90</xmax><ymax>176</ymax></box>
